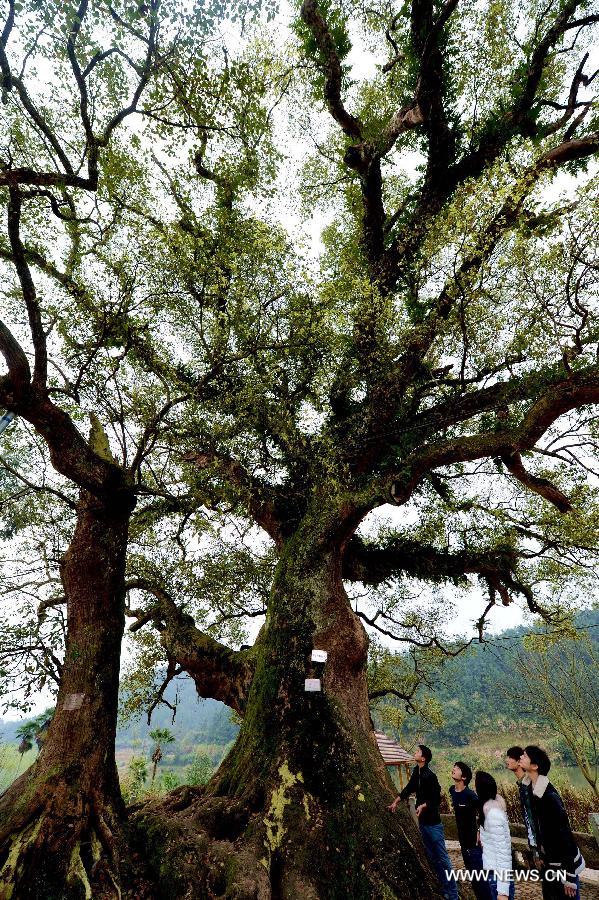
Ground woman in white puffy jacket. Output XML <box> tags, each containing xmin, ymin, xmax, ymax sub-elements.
<box><xmin>475</xmin><ymin>771</ymin><xmax>515</xmax><ymax>900</ymax></box>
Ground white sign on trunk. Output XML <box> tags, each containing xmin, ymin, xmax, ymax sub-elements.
<box><xmin>63</xmin><ymin>693</ymin><xmax>85</xmax><ymax>710</ymax></box>
<box><xmin>304</xmin><ymin>678</ymin><xmax>321</xmax><ymax>692</ymax></box>
<box><xmin>311</xmin><ymin>649</ymin><xmax>328</xmax><ymax>663</ymax></box>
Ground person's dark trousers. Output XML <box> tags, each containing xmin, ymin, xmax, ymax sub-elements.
<box><xmin>541</xmin><ymin>869</ymin><xmax>580</xmax><ymax>900</ymax></box>
<box><xmin>462</xmin><ymin>847</ymin><xmax>490</xmax><ymax>900</ymax></box>
<box><xmin>487</xmin><ymin>877</ymin><xmax>515</xmax><ymax>900</ymax></box>
<box><xmin>419</xmin><ymin>823</ymin><xmax>459</xmax><ymax>900</ymax></box>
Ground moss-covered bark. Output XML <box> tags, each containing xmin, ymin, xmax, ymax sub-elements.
<box><xmin>0</xmin><ymin>489</ymin><xmax>134</xmax><ymax>900</ymax></box>
<box><xmin>132</xmin><ymin>504</ymin><xmax>444</xmax><ymax>899</ymax></box>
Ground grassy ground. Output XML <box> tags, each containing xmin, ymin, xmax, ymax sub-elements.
<box><xmin>0</xmin><ymin>743</ymin><xmax>36</xmax><ymax>792</ymax></box>
<box><xmin>115</xmin><ymin>741</ymin><xmax>228</xmax><ymax>769</ymax></box>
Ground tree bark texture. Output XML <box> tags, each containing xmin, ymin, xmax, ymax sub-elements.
<box><xmin>0</xmin><ymin>488</ymin><xmax>134</xmax><ymax>900</ymax></box>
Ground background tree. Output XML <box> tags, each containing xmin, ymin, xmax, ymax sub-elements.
<box><xmin>514</xmin><ymin>632</ymin><xmax>599</xmax><ymax>796</ymax></box>
<box><xmin>124</xmin><ymin>756</ymin><xmax>148</xmax><ymax>803</ymax></box>
<box><xmin>187</xmin><ymin>751</ymin><xmax>214</xmax><ymax>786</ymax></box>
<box><xmin>14</xmin><ymin>708</ymin><xmax>55</xmax><ymax>757</ymax></box>
<box><xmin>149</xmin><ymin>727</ymin><xmax>175</xmax><ymax>782</ymax></box>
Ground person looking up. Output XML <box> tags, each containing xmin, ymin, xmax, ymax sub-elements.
<box><xmin>389</xmin><ymin>745</ymin><xmax>458</xmax><ymax>900</ymax></box>
<box><xmin>506</xmin><ymin>745</ymin><xmax>538</xmax><ymax>861</ymax></box>
<box><xmin>520</xmin><ymin>746</ymin><xmax>584</xmax><ymax>900</ymax></box>
<box><xmin>475</xmin><ymin>770</ymin><xmax>514</xmax><ymax>900</ymax></box>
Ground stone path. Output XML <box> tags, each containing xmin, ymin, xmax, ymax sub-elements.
<box><xmin>447</xmin><ymin>844</ymin><xmax>599</xmax><ymax>899</ymax></box>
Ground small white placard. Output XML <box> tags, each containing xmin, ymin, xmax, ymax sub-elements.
<box><xmin>304</xmin><ymin>678</ymin><xmax>321</xmax><ymax>692</ymax></box>
<box><xmin>311</xmin><ymin>649</ymin><xmax>328</xmax><ymax>663</ymax></box>
<box><xmin>63</xmin><ymin>693</ymin><xmax>85</xmax><ymax>711</ymax></box>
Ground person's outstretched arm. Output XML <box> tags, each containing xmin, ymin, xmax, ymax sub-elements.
<box><xmin>389</xmin><ymin>770</ymin><xmax>417</xmax><ymax>811</ymax></box>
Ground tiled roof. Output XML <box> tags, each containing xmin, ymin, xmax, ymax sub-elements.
<box><xmin>375</xmin><ymin>731</ymin><xmax>414</xmax><ymax>766</ymax></box>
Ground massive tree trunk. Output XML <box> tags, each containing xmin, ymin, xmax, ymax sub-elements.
<box><xmin>0</xmin><ymin>487</ymin><xmax>134</xmax><ymax>900</ymax></box>
<box><xmin>132</xmin><ymin>505</ymin><xmax>443</xmax><ymax>899</ymax></box>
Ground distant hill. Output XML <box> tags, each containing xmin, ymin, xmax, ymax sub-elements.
<box><xmin>115</xmin><ymin>679</ymin><xmax>238</xmax><ymax>764</ymax></box>
<box><xmin>1</xmin><ymin>678</ymin><xmax>238</xmax><ymax>765</ymax></box>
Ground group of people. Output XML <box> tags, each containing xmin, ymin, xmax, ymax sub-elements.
<box><xmin>389</xmin><ymin>744</ymin><xmax>585</xmax><ymax>900</ymax></box>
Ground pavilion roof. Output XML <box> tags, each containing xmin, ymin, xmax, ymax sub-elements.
<box><xmin>375</xmin><ymin>731</ymin><xmax>414</xmax><ymax>767</ymax></box>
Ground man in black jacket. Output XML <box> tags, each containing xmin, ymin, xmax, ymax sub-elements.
<box><xmin>389</xmin><ymin>745</ymin><xmax>458</xmax><ymax>900</ymax></box>
<box><xmin>506</xmin><ymin>745</ymin><xmax>539</xmax><ymax>863</ymax></box>
<box><xmin>520</xmin><ymin>746</ymin><xmax>585</xmax><ymax>899</ymax></box>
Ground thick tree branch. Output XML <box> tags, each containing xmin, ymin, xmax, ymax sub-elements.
<box><xmin>301</xmin><ymin>0</ymin><xmax>393</xmax><ymax>270</ymax></box>
<box><xmin>184</xmin><ymin>449</ymin><xmax>285</xmax><ymax>546</ymax></box>
<box><xmin>0</xmin><ymin>197</ymin><xmax>128</xmax><ymax>495</ymax></box>
<box><xmin>382</xmin><ymin>0</ymin><xmax>459</xmax><ymax>171</ymax></box>
<box><xmin>0</xmin><ymin>320</ymin><xmax>30</xmax><ymax>404</ymax></box>
<box><xmin>0</xmin><ymin>169</ymin><xmax>98</xmax><ymax>190</ymax></box>
<box><xmin>500</xmin><ymin>451</ymin><xmax>573</xmax><ymax>513</ymax></box>
<box><xmin>126</xmin><ymin>579</ymin><xmax>256</xmax><ymax>715</ymax></box>
<box><xmin>387</xmin><ymin>367</ymin><xmax>599</xmax><ymax>505</ymax></box>
<box><xmin>344</xmin><ymin>534</ymin><xmax>531</xmax><ymax>606</ymax></box>
<box><xmin>0</xmin><ymin>0</ymin><xmax>14</xmax><ymax>95</ymax></box>
<box><xmin>7</xmin><ymin>187</ymin><xmax>47</xmax><ymax>389</ymax></box>
<box><xmin>299</xmin><ymin>0</ymin><xmax>363</xmax><ymax>140</ymax></box>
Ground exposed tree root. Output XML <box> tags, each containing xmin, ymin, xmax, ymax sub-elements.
<box><xmin>0</xmin><ymin>771</ymin><xmax>123</xmax><ymax>900</ymax></box>
<box><xmin>129</xmin><ymin>775</ymin><xmax>444</xmax><ymax>900</ymax></box>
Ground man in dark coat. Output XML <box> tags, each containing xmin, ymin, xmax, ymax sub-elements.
<box><xmin>389</xmin><ymin>744</ymin><xmax>458</xmax><ymax>900</ymax></box>
<box><xmin>506</xmin><ymin>744</ymin><xmax>539</xmax><ymax>863</ymax></box>
<box><xmin>520</xmin><ymin>746</ymin><xmax>585</xmax><ymax>899</ymax></box>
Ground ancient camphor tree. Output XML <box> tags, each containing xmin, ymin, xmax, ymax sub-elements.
<box><xmin>0</xmin><ymin>2</ymin><xmax>160</xmax><ymax>893</ymax></box>
<box><xmin>110</xmin><ymin>1</ymin><xmax>599</xmax><ymax>898</ymax></box>
<box><xmin>1</xmin><ymin>0</ymin><xmax>599</xmax><ymax>897</ymax></box>
<box><xmin>0</xmin><ymin>1</ymin><xmax>277</xmax><ymax>896</ymax></box>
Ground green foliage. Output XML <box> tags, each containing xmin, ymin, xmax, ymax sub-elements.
<box><xmin>372</xmin><ymin>610</ymin><xmax>599</xmax><ymax>764</ymax></box>
<box><xmin>149</xmin><ymin>727</ymin><xmax>176</xmax><ymax>745</ymax></box>
<box><xmin>14</xmin><ymin>708</ymin><xmax>54</xmax><ymax>754</ymax></box>
<box><xmin>157</xmin><ymin>769</ymin><xmax>182</xmax><ymax>792</ymax></box>
<box><xmin>122</xmin><ymin>755</ymin><xmax>148</xmax><ymax>803</ymax></box>
<box><xmin>186</xmin><ymin>752</ymin><xmax>213</xmax><ymax>786</ymax></box>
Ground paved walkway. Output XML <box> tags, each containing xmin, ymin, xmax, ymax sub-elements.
<box><xmin>447</xmin><ymin>843</ymin><xmax>599</xmax><ymax>899</ymax></box>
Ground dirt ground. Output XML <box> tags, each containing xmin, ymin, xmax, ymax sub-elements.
<box><xmin>447</xmin><ymin>846</ymin><xmax>599</xmax><ymax>900</ymax></box>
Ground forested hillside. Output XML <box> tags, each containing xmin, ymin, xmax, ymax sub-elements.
<box><xmin>0</xmin><ymin>684</ymin><xmax>236</xmax><ymax>760</ymax></box>
<box><xmin>420</xmin><ymin>610</ymin><xmax>599</xmax><ymax>746</ymax></box>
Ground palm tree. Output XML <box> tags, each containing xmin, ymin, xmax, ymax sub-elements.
<box><xmin>148</xmin><ymin>728</ymin><xmax>175</xmax><ymax>782</ymax></box>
